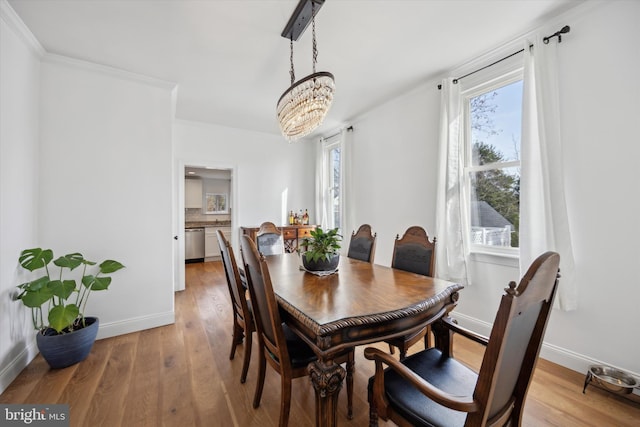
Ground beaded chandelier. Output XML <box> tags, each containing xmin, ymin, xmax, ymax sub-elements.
<box><xmin>277</xmin><ymin>0</ymin><xmax>334</xmax><ymax>141</ymax></box>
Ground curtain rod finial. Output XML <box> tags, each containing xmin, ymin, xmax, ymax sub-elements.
<box><xmin>543</xmin><ymin>24</ymin><xmax>570</xmax><ymax>44</ymax></box>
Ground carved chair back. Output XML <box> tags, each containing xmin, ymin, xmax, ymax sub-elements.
<box><xmin>391</xmin><ymin>225</ymin><xmax>436</xmax><ymax>277</ymax></box>
<box><xmin>217</xmin><ymin>230</ymin><xmax>249</xmax><ymax>322</ymax></box>
<box><xmin>256</xmin><ymin>221</ymin><xmax>285</xmax><ymax>255</ymax></box>
<box><xmin>472</xmin><ymin>251</ymin><xmax>560</xmax><ymax>425</ymax></box>
<box><xmin>240</xmin><ymin>235</ymin><xmax>290</xmax><ymax>368</ymax></box>
<box><xmin>217</xmin><ymin>230</ymin><xmax>255</xmax><ymax>383</ymax></box>
<box><xmin>347</xmin><ymin>224</ymin><xmax>377</xmax><ymax>263</ymax></box>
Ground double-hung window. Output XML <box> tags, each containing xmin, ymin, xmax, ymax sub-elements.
<box><xmin>462</xmin><ymin>66</ymin><xmax>523</xmax><ymax>255</ymax></box>
<box><xmin>323</xmin><ymin>137</ymin><xmax>342</xmax><ymax>233</ymax></box>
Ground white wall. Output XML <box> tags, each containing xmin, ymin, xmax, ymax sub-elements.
<box><xmin>348</xmin><ymin>83</ymin><xmax>442</xmax><ymax>266</ymax></box>
<box><xmin>38</xmin><ymin>56</ymin><xmax>176</xmax><ymax>340</ymax></box>
<box><xmin>540</xmin><ymin>0</ymin><xmax>640</xmax><ymax>375</ymax></box>
<box><xmin>173</xmin><ymin>119</ymin><xmax>316</xmax><ymax>252</ymax></box>
<box><xmin>0</xmin><ymin>2</ymin><xmax>42</xmax><ymax>391</ymax></box>
<box><xmin>1</xmin><ymin>5</ymin><xmax>179</xmax><ymax>391</ymax></box>
<box><xmin>347</xmin><ymin>1</ymin><xmax>640</xmax><ymax>377</ymax></box>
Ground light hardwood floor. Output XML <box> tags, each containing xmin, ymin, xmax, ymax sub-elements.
<box><xmin>2</xmin><ymin>261</ymin><xmax>638</xmax><ymax>426</ymax></box>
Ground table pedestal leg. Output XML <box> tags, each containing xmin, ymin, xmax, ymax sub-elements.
<box><xmin>308</xmin><ymin>360</ymin><xmax>345</xmax><ymax>427</ymax></box>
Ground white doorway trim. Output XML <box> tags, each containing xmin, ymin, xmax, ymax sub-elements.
<box><xmin>174</xmin><ymin>158</ymin><xmax>238</xmax><ymax>291</ymax></box>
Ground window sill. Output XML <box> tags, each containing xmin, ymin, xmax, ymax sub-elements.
<box><xmin>470</xmin><ymin>245</ymin><xmax>519</xmax><ymax>268</ymax></box>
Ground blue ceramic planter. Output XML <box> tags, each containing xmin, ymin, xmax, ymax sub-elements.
<box><xmin>36</xmin><ymin>317</ymin><xmax>99</xmax><ymax>369</ymax></box>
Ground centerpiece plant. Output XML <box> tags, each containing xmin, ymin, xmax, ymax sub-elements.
<box><xmin>299</xmin><ymin>227</ymin><xmax>341</xmax><ymax>272</ymax></box>
<box><xmin>17</xmin><ymin>248</ymin><xmax>125</xmax><ymax>334</ymax></box>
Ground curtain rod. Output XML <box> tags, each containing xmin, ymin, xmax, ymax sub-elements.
<box><xmin>320</xmin><ymin>126</ymin><xmax>353</xmax><ymax>142</ymax></box>
<box><xmin>437</xmin><ymin>25</ymin><xmax>570</xmax><ymax>90</ymax></box>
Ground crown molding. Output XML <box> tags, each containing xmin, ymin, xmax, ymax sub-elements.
<box><xmin>1</xmin><ymin>0</ymin><xmax>175</xmax><ymax>91</ymax></box>
<box><xmin>0</xmin><ymin>0</ymin><xmax>45</xmax><ymax>57</ymax></box>
<box><xmin>43</xmin><ymin>52</ymin><xmax>177</xmax><ymax>90</ymax></box>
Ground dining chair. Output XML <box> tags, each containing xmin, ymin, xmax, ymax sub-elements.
<box><xmin>216</xmin><ymin>230</ymin><xmax>255</xmax><ymax>384</ymax></box>
<box><xmin>256</xmin><ymin>221</ymin><xmax>285</xmax><ymax>255</ymax></box>
<box><xmin>386</xmin><ymin>225</ymin><xmax>437</xmax><ymax>359</ymax></box>
<box><xmin>365</xmin><ymin>251</ymin><xmax>560</xmax><ymax>427</ymax></box>
<box><xmin>347</xmin><ymin>224</ymin><xmax>377</xmax><ymax>263</ymax></box>
<box><xmin>239</xmin><ymin>235</ymin><xmax>355</xmax><ymax>426</ymax></box>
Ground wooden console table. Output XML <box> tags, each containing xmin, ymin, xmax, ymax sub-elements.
<box><xmin>240</xmin><ymin>224</ymin><xmax>316</xmax><ymax>253</ymax></box>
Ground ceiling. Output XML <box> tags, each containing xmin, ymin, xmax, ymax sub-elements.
<box><xmin>8</xmin><ymin>0</ymin><xmax>583</xmax><ymax>140</ymax></box>
<box><xmin>185</xmin><ymin>167</ymin><xmax>231</xmax><ymax>180</ymax></box>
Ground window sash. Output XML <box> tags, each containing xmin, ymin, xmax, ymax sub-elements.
<box><xmin>461</xmin><ymin>70</ymin><xmax>523</xmax><ymax>254</ymax></box>
<box><xmin>466</xmin><ymin>159</ymin><xmax>520</xmax><ymax>173</ymax></box>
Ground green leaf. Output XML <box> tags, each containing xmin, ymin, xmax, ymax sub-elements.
<box><xmin>49</xmin><ymin>279</ymin><xmax>76</xmax><ymax>300</ymax></box>
<box><xmin>20</xmin><ymin>287</ymin><xmax>54</xmax><ymax>308</ymax></box>
<box><xmin>83</xmin><ymin>275</ymin><xmax>112</xmax><ymax>291</ymax></box>
<box><xmin>19</xmin><ymin>248</ymin><xmax>53</xmax><ymax>272</ymax></box>
<box><xmin>20</xmin><ymin>275</ymin><xmax>50</xmax><ymax>292</ymax></box>
<box><xmin>53</xmin><ymin>253</ymin><xmax>84</xmax><ymax>270</ymax></box>
<box><xmin>48</xmin><ymin>304</ymin><xmax>80</xmax><ymax>333</ymax></box>
<box><xmin>99</xmin><ymin>260</ymin><xmax>125</xmax><ymax>274</ymax></box>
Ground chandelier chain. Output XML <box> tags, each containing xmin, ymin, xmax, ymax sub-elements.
<box><xmin>312</xmin><ymin>1</ymin><xmax>317</xmax><ymax>74</ymax></box>
<box><xmin>289</xmin><ymin>36</ymin><xmax>295</xmax><ymax>85</ymax></box>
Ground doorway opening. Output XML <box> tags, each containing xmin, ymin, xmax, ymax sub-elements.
<box><xmin>175</xmin><ymin>162</ymin><xmax>236</xmax><ymax>291</ymax></box>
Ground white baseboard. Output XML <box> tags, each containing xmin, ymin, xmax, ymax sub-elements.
<box><xmin>0</xmin><ymin>311</ymin><xmax>175</xmax><ymax>395</ymax></box>
<box><xmin>0</xmin><ymin>338</ymin><xmax>38</xmax><ymax>394</ymax></box>
<box><xmin>451</xmin><ymin>312</ymin><xmax>640</xmax><ymax>395</ymax></box>
<box><xmin>96</xmin><ymin>311</ymin><xmax>175</xmax><ymax>340</ymax></box>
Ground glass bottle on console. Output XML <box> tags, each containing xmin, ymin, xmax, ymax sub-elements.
<box><xmin>303</xmin><ymin>209</ymin><xmax>309</xmax><ymax>225</ymax></box>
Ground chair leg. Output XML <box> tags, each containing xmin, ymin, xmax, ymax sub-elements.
<box><xmin>346</xmin><ymin>351</ymin><xmax>354</xmax><ymax>420</ymax></box>
<box><xmin>424</xmin><ymin>325</ymin><xmax>432</xmax><ymax>349</ymax></box>
<box><xmin>399</xmin><ymin>346</ymin><xmax>408</xmax><ymax>360</ymax></box>
<box><xmin>368</xmin><ymin>384</ymin><xmax>379</xmax><ymax>427</ymax></box>
<box><xmin>240</xmin><ymin>330</ymin><xmax>252</xmax><ymax>384</ymax></box>
<box><xmin>229</xmin><ymin>320</ymin><xmax>242</xmax><ymax>360</ymax></box>
<box><xmin>279</xmin><ymin>375</ymin><xmax>292</xmax><ymax>427</ymax></box>
<box><xmin>388</xmin><ymin>344</ymin><xmax>395</xmax><ymax>354</ymax></box>
<box><xmin>253</xmin><ymin>347</ymin><xmax>266</xmax><ymax>408</ymax></box>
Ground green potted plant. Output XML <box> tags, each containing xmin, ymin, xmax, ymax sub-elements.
<box><xmin>299</xmin><ymin>227</ymin><xmax>341</xmax><ymax>272</ymax></box>
<box><xmin>15</xmin><ymin>248</ymin><xmax>124</xmax><ymax>369</ymax></box>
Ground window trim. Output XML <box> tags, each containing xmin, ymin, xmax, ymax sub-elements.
<box><xmin>460</xmin><ymin>66</ymin><xmax>524</xmax><ymax>258</ymax></box>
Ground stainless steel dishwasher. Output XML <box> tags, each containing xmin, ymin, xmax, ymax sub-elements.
<box><xmin>185</xmin><ymin>228</ymin><xmax>205</xmax><ymax>262</ymax></box>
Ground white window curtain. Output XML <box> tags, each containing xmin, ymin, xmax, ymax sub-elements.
<box><xmin>341</xmin><ymin>127</ymin><xmax>354</xmax><ymax>246</ymax></box>
<box><xmin>314</xmin><ymin>139</ymin><xmax>329</xmax><ymax>230</ymax></box>
<box><xmin>521</xmin><ymin>36</ymin><xmax>576</xmax><ymax>310</ymax></box>
<box><xmin>315</xmin><ymin>128</ymin><xmax>352</xmax><ymax>237</ymax></box>
<box><xmin>435</xmin><ymin>79</ymin><xmax>470</xmax><ymax>285</ymax></box>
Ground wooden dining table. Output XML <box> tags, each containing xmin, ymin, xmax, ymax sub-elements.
<box><xmin>264</xmin><ymin>253</ymin><xmax>464</xmax><ymax>427</ymax></box>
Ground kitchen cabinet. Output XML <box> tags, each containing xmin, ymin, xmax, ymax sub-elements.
<box><xmin>205</xmin><ymin>226</ymin><xmax>231</xmax><ymax>259</ymax></box>
<box><xmin>185</xmin><ymin>178</ymin><xmax>203</xmax><ymax>209</ymax></box>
